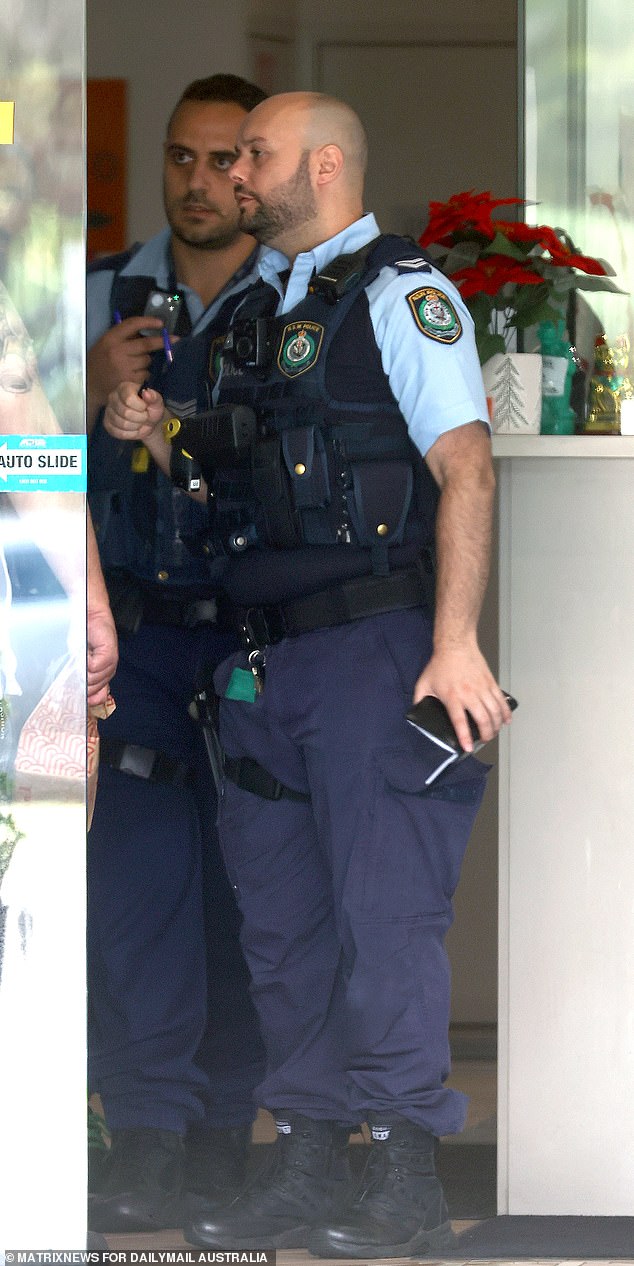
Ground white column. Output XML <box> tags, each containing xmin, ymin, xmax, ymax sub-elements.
<box><xmin>496</xmin><ymin>435</ymin><xmax>634</xmax><ymax>1214</ymax></box>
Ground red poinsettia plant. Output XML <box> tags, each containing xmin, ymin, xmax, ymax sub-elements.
<box><xmin>418</xmin><ymin>189</ymin><xmax>621</xmax><ymax>363</ymax></box>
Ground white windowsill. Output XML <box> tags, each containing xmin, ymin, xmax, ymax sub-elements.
<box><xmin>492</xmin><ymin>433</ymin><xmax>634</xmax><ymax>458</ymax></box>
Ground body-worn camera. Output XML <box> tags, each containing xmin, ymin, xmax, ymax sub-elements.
<box><xmin>164</xmin><ymin>404</ymin><xmax>257</xmax><ymax>491</ymax></box>
<box><xmin>223</xmin><ymin>318</ymin><xmax>277</xmax><ymax>371</ymax></box>
<box><xmin>140</xmin><ymin>289</ymin><xmax>182</xmax><ymax>336</ymax></box>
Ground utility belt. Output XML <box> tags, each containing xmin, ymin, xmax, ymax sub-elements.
<box><xmin>105</xmin><ymin>568</ymin><xmax>219</xmax><ymax>635</ymax></box>
<box><xmin>99</xmin><ymin>727</ymin><xmax>307</xmax><ymax>805</ymax></box>
<box><xmin>99</xmin><ymin>737</ymin><xmax>194</xmax><ymax>787</ymax></box>
<box><xmin>140</xmin><ymin>592</ymin><xmax>218</xmax><ymax>629</ymax></box>
<box><xmin>237</xmin><ymin>562</ymin><xmax>432</xmax><ymax>651</ymax></box>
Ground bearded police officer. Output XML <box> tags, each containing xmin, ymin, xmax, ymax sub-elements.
<box><xmin>103</xmin><ymin>91</ymin><xmax>512</xmax><ymax>1258</ymax></box>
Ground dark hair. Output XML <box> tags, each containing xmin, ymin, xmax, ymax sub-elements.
<box><xmin>168</xmin><ymin>74</ymin><xmax>267</xmax><ymax>130</ymax></box>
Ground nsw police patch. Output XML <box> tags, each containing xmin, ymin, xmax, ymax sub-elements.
<box><xmin>407</xmin><ymin>286</ymin><xmax>462</xmax><ymax>344</ymax></box>
<box><xmin>278</xmin><ymin>321</ymin><xmax>324</xmax><ymax>378</ymax></box>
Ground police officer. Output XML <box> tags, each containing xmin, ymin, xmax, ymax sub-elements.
<box><xmin>104</xmin><ymin>91</ymin><xmax>513</xmax><ymax>1256</ymax></box>
<box><xmin>86</xmin><ymin>76</ymin><xmax>267</xmax><ymax>1234</ymax></box>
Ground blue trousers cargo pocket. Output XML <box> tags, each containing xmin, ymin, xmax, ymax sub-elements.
<box><xmin>352</xmin><ymin>742</ymin><xmax>490</xmax><ymax>919</ymax></box>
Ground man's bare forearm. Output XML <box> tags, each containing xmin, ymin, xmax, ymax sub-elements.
<box><xmin>432</xmin><ymin>448</ymin><xmax>494</xmax><ymax>652</ymax></box>
<box><xmin>415</xmin><ymin>420</ymin><xmax>509</xmax><ymax>747</ymax></box>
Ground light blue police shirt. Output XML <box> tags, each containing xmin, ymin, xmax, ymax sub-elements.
<box><xmin>255</xmin><ymin>212</ymin><xmax>490</xmax><ymax>458</ymax></box>
<box><xmin>86</xmin><ymin>228</ymin><xmax>262</xmax><ymax>350</ymax></box>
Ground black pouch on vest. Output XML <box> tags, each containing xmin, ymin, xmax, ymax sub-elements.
<box><xmin>251</xmin><ymin>435</ymin><xmax>302</xmax><ymax>547</ymax></box>
<box><xmin>347</xmin><ymin>460</ymin><xmax>413</xmax><ymax>551</ymax></box>
<box><xmin>281</xmin><ymin>426</ymin><xmax>331</xmax><ymax>510</ymax></box>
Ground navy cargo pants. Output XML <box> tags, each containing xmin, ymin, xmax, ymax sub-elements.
<box><xmin>214</xmin><ymin>607</ymin><xmax>488</xmax><ymax>1137</ymax></box>
<box><xmin>87</xmin><ymin>621</ymin><xmax>265</xmax><ymax>1134</ymax></box>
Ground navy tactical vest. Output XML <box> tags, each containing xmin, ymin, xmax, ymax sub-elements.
<box><xmin>88</xmin><ymin>248</ymin><xmax>234</xmax><ymax>590</ymax></box>
<box><xmin>210</xmin><ymin>235</ymin><xmax>440</xmax><ymax>606</ymax></box>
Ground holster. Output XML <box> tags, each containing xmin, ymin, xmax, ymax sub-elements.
<box><xmin>104</xmin><ymin>568</ymin><xmax>145</xmax><ymax>635</ymax></box>
<box><xmin>189</xmin><ymin>672</ymin><xmax>224</xmax><ymax>799</ymax></box>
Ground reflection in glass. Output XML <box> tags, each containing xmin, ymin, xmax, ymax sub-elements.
<box><xmin>0</xmin><ymin>0</ymin><xmax>88</xmax><ymax>1248</ymax></box>
<box><xmin>525</xmin><ymin>0</ymin><xmax>634</xmax><ymax>352</ymax></box>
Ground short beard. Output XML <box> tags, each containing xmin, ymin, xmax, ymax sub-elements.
<box><xmin>240</xmin><ymin>151</ymin><xmax>317</xmax><ymax>244</ymax></box>
<box><xmin>169</xmin><ymin>221</ymin><xmax>243</xmax><ymax>252</ymax></box>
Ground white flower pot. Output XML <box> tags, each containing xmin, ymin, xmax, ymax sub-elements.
<box><xmin>482</xmin><ymin>352</ymin><xmax>542</xmax><ymax>434</ymax></box>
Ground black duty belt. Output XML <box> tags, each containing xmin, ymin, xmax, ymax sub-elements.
<box><xmin>99</xmin><ymin>737</ymin><xmax>193</xmax><ymax>787</ymax></box>
<box><xmin>238</xmin><ymin>564</ymin><xmax>430</xmax><ymax>650</ymax></box>
<box><xmin>105</xmin><ymin>569</ymin><xmax>219</xmax><ymax>635</ymax></box>
<box><xmin>141</xmin><ymin>593</ymin><xmax>218</xmax><ymax>628</ymax></box>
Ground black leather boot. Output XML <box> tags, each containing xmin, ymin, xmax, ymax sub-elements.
<box><xmin>184</xmin><ymin>1123</ymin><xmax>252</xmax><ymax>1212</ymax></box>
<box><xmin>308</xmin><ymin>1112</ymin><xmax>455</xmax><ymax>1258</ymax></box>
<box><xmin>185</xmin><ymin>1112</ymin><xmax>352</xmax><ymax>1249</ymax></box>
<box><xmin>88</xmin><ymin>1127</ymin><xmax>184</xmax><ymax>1233</ymax></box>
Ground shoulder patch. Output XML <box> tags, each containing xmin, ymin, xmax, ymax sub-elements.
<box><xmin>407</xmin><ymin>286</ymin><xmax>462</xmax><ymax>344</ymax></box>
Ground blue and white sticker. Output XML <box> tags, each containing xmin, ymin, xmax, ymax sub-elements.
<box><xmin>0</xmin><ymin>434</ymin><xmax>87</xmax><ymax>492</ymax></box>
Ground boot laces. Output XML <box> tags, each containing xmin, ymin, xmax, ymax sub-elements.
<box><xmin>352</xmin><ymin>1141</ymin><xmax>434</xmax><ymax>1217</ymax></box>
<box><xmin>230</xmin><ymin>1127</ymin><xmax>337</xmax><ymax>1215</ymax></box>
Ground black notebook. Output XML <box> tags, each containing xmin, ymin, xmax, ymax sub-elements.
<box><xmin>406</xmin><ymin>692</ymin><xmax>518</xmax><ymax>784</ymax></box>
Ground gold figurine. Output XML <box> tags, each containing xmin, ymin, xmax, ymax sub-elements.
<box><xmin>584</xmin><ymin>335</ymin><xmax>634</xmax><ymax>434</ymax></box>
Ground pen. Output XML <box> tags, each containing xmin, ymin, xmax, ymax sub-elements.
<box><xmin>162</xmin><ymin>327</ymin><xmax>174</xmax><ymax>364</ymax></box>
<box><xmin>113</xmin><ymin>310</ymin><xmax>122</xmax><ymax>325</ymax></box>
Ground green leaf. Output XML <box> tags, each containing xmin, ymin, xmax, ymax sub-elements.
<box><xmin>476</xmin><ymin>329</ymin><xmax>506</xmax><ymax>363</ymax></box>
<box><xmin>569</xmin><ymin>275</ymin><xmax>628</xmax><ymax>295</ymax></box>
<box><xmin>443</xmin><ymin>240</ymin><xmax>482</xmax><ymax>273</ymax></box>
<box><xmin>512</xmin><ymin>281</ymin><xmax>550</xmax><ymax>313</ymax></box>
<box><xmin>512</xmin><ymin>299</ymin><xmax>563</xmax><ymax>329</ymax></box>
<box><xmin>482</xmin><ymin>231</ymin><xmax>528</xmax><ymax>262</ymax></box>
<box><xmin>424</xmin><ymin>243</ymin><xmax>450</xmax><ymax>262</ymax></box>
<box><xmin>466</xmin><ymin>293</ymin><xmax>494</xmax><ymax>327</ymax></box>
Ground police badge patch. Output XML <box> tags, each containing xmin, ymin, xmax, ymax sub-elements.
<box><xmin>407</xmin><ymin>286</ymin><xmax>462</xmax><ymax>344</ymax></box>
<box><xmin>278</xmin><ymin>321</ymin><xmax>324</xmax><ymax>377</ymax></box>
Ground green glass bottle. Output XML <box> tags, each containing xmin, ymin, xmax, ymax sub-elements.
<box><xmin>539</xmin><ymin>319</ymin><xmax>576</xmax><ymax>434</ymax></box>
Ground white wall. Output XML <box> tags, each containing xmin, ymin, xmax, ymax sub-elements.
<box><xmin>496</xmin><ymin>438</ymin><xmax>634</xmax><ymax>1213</ymax></box>
<box><xmin>87</xmin><ymin>0</ymin><xmax>250</xmax><ymax>240</ymax></box>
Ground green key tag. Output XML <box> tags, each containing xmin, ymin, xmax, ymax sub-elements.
<box><xmin>225</xmin><ymin>667</ymin><xmax>258</xmax><ymax>703</ymax></box>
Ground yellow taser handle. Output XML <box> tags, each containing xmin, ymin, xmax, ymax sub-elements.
<box><xmin>163</xmin><ymin>417</ymin><xmax>181</xmax><ymax>441</ymax></box>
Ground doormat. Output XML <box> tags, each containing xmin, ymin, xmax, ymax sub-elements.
<box><xmin>444</xmin><ymin>1216</ymin><xmax>634</xmax><ymax>1259</ymax></box>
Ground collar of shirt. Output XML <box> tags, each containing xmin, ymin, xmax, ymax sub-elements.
<box><xmin>119</xmin><ymin>227</ymin><xmax>172</xmax><ymax>287</ymax></box>
<box><xmin>189</xmin><ymin>245</ymin><xmax>262</xmax><ymax>334</ymax></box>
<box><xmin>257</xmin><ymin>212</ymin><xmax>381</xmax><ymax>315</ymax></box>
<box><xmin>120</xmin><ymin>229</ymin><xmax>262</xmax><ymax>333</ymax></box>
